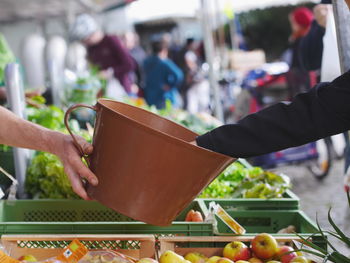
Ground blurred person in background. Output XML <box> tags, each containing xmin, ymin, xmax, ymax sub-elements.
<box><xmin>299</xmin><ymin>0</ymin><xmax>331</xmax><ymax>73</ymax></box>
<box><xmin>177</xmin><ymin>38</ymin><xmax>210</xmax><ymax>113</ymax></box>
<box><xmin>121</xmin><ymin>31</ymin><xmax>146</xmax><ymax>96</ymax></box>
<box><xmin>69</xmin><ymin>14</ymin><xmax>136</xmax><ymax>95</ymax></box>
<box><xmin>299</xmin><ymin>0</ymin><xmax>350</xmax><ymax>191</ymax></box>
<box><xmin>143</xmin><ymin>40</ymin><xmax>183</xmax><ymax>109</ymax></box>
<box><xmin>282</xmin><ymin>7</ymin><xmax>314</xmax><ymax>98</ymax></box>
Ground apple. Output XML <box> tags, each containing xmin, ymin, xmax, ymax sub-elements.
<box><xmin>223</xmin><ymin>241</ymin><xmax>251</xmax><ymax>261</ymax></box>
<box><xmin>276</xmin><ymin>246</ymin><xmax>297</xmax><ymax>263</ymax></box>
<box><xmin>184</xmin><ymin>252</ymin><xmax>207</xmax><ymax>263</ymax></box>
<box><xmin>217</xmin><ymin>257</ymin><xmax>234</xmax><ymax>263</ymax></box>
<box><xmin>160</xmin><ymin>250</ymin><xmax>185</xmax><ymax>263</ymax></box>
<box><xmin>137</xmin><ymin>258</ymin><xmax>159</xmax><ymax>263</ymax></box>
<box><xmin>235</xmin><ymin>261</ymin><xmax>250</xmax><ymax>263</ymax></box>
<box><xmin>290</xmin><ymin>256</ymin><xmax>309</xmax><ymax>263</ymax></box>
<box><xmin>18</xmin><ymin>255</ymin><xmax>38</xmax><ymax>262</ymax></box>
<box><xmin>249</xmin><ymin>257</ymin><xmax>263</xmax><ymax>263</ymax></box>
<box><xmin>251</xmin><ymin>233</ymin><xmax>278</xmax><ymax>260</ymax></box>
<box><xmin>206</xmin><ymin>256</ymin><xmax>221</xmax><ymax>263</ymax></box>
<box><xmin>266</xmin><ymin>261</ymin><xmax>281</xmax><ymax>263</ymax></box>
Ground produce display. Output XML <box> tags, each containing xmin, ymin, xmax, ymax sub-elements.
<box><xmin>157</xmin><ymin>234</ymin><xmax>314</xmax><ymax>263</ymax></box>
<box><xmin>198</xmin><ymin>162</ymin><xmax>291</xmax><ymax>199</ymax></box>
<box><xmin>25</xmin><ymin>152</ymin><xmax>79</xmax><ymax>199</ymax></box>
<box><xmin>185</xmin><ymin>209</ymin><xmax>204</xmax><ymax>222</ymax></box>
<box><xmin>24</xmin><ymin>96</ymin><xmax>90</xmax><ymax>199</ymax></box>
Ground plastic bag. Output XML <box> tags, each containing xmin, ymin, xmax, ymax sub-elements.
<box><xmin>29</xmin><ymin>251</ymin><xmax>134</xmax><ymax>263</ymax></box>
<box><xmin>321</xmin><ymin>7</ymin><xmax>341</xmax><ymax>82</ymax></box>
<box><xmin>4</xmin><ymin>238</ymin><xmax>136</xmax><ymax>263</ymax></box>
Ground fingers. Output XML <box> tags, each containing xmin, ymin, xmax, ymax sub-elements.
<box><xmin>65</xmin><ymin>166</ymin><xmax>91</xmax><ymax>200</ymax></box>
<box><xmin>70</xmin><ymin>153</ymin><xmax>98</xmax><ymax>186</ymax></box>
<box><xmin>74</xmin><ymin>135</ymin><xmax>93</xmax><ymax>155</ymax></box>
<box><xmin>60</xmin><ymin>134</ymin><xmax>98</xmax><ymax>199</ymax></box>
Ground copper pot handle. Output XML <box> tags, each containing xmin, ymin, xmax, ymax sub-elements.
<box><xmin>64</xmin><ymin>104</ymin><xmax>97</xmax><ymax>166</ymax></box>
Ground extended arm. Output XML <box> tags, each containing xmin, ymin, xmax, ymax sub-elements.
<box><xmin>196</xmin><ymin>72</ymin><xmax>350</xmax><ymax>158</ymax></box>
<box><xmin>0</xmin><ymin>106</ymin><xmax>98</xmax><ymax>199</ymax></box>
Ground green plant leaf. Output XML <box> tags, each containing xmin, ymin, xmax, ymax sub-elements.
<box><xmin>328</xmin><ymin>207</ymin><xmax>350</xmax><ymax>247</ymax></box>
<box><xmin>315</xmin><ymin>216</ymin><xmax>338</xmax><ymax>254</ymax></box>
<box><xmin>295</xmin><ymin>232</ymin><xmax>328</xmax><ymax>255</ymax></box>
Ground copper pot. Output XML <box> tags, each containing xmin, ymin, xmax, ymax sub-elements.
<box><xmin>65</xmin><ymin>99</ymin><xmax>234</xmax><ymax>226</ymax></box>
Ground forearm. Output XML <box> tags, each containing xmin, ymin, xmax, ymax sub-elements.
<box><xmin>197</xmin><ymin>72</ymin><xmax>350</xmax><ymax>158</ymax></box>
<box><xmin>0</xmin><ymin>106</ymin><xmax>63</xmax><ymax>155</ymax></box>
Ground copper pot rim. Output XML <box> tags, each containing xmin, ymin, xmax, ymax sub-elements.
<box><xmin>95</xmin><ymin>98</ymin><xmax>234</xmax><ymax>161</ymax></box>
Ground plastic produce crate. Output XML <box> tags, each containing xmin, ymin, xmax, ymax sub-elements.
<box><xmin>0</xmin><ymin>199</ymin><xmax>212</xmax><ymax>237</ymax></box>
<box><xmin>1</xmin><ymin>234</ymin><xmax>155</xmax><ymax>261</ymax></box>
<box><xmin>159</xmin><ymin>235</ymin><xmax>304</xmax><ymax>254</ymax></box>
<box><xmin>200</xmin><ymin>189</ymin><xmax>299</xmax><ymax>211</ymax></box>
<box><xmin>158</xmin><ymin>236</ymin><xmax>322</xmax><ymax>262</ymax></box>
<box><xmin>210</xmin><ymin>209</ymin><xmax>326</xmax><ymax>249</ymax></box>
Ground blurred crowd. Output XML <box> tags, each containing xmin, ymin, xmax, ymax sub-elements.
<box><xmin>69</xmin><ymin>14</ymin><xmax>211</xmax><ymax>113</ymax></box>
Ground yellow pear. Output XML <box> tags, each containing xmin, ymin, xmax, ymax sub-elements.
<box><xmin>160</xmin><ymin>250</ymin><xmax>185</xmax><ymax>263</ymax></box>
<box><xmin>217</xmin><ymin>258</ymin><xmax>234</xmax><ymax>263</ymax></box>
<box><xmin>206</xmin><ymin>256</ymin><xmax>221</xmax><ymax>263</ymax></box>
<box><xmin>18</xmin><ymin>255</ymin><xmax>38</xmax><ymax>262</ymax></box>
<box><xmin>184</xmin><ymin>252</ymin><xmax>207</xmax><ymax>263</ymax></box>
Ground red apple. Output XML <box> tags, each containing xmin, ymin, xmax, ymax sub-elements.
<box><xmin>235</xmin><ymin>261</ymin><xmax>250</xmax><ymax>263</ymax></box>
<box><xmin>223</xmin><ymin>241</ymin><xmax>251</xmax><ymax>261</ymax></box>
<box><xmin>251</xmin><ymin>233</ymin><xmax>278</xmax><ymax>260</ymax></box>
<box><xmin>276</xmin><ymin>246</ymin><xmax>297</xmax><ymax>263</ymax></box>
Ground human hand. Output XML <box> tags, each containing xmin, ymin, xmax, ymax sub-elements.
<box><xmin>52</xmin><ymin>133</ymin><xmax>98</xmax><ymax>200</ymax></box>
<box><xmin>313</xmin><ymin>4</ymin><xmax>329</xmax><ymax>28</ymax></box>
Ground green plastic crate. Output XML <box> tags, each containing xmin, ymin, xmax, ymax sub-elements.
<box><xmin>211</xmin><ymin>209</ymin><xmax>326</xmax><ymax>249</ymax></box>
<box><xmin>0</xmin><ymin>199</ymin><xmax>212</xmax><ymax>237</ymax></box>
<box><xmin>200</xmin><ymin>189</ymin><xmax>299</xmax><ymax>210</ymax></box>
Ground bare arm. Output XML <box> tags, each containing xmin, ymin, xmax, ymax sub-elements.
<box><xmin>0</xmin><ymin>106</ymin><xmax>98</xmax><ymax>200</ymax></box>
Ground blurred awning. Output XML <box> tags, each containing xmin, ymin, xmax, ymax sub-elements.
<box><xmin>0</xmin><ymin>0</ymin><xmax>136</xmax><ymax>23</ymax></box>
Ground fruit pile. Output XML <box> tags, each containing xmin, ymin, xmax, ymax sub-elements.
<box><xmin>156</xmin><ymin>234</ymin><xmax>313</xmax><ymax>263</ymax></box>
<box><xmin>185</xmin><ymin>209</ymin><xmax>204</xmax><ymax>222</ymax></box>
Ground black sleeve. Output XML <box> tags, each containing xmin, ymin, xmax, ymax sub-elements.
<box><xmin>299</xmin><ymin>20</ymin><xmax>325</xmax><ymax>71</ymax></box>
<box><xmin>196</xmin><ymin>71</ymin><xmax>350</xmax><ymax>158</ymax></box>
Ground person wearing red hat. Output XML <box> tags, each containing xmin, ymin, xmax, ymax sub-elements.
<box><xmin>283</xmin><ymin>7</ymin><xmax>314</xmax><ymax>98</ymax></box>
<box><xmin>290</xmin><ymin>7</ymin><xmax>314</xmax><ymax>40</ymax></box>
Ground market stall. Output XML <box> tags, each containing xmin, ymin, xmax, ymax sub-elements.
<box><xmin>0</xmin><ymin>0</ymin><xmax>349</xmax><ymax>262</ymax></box>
